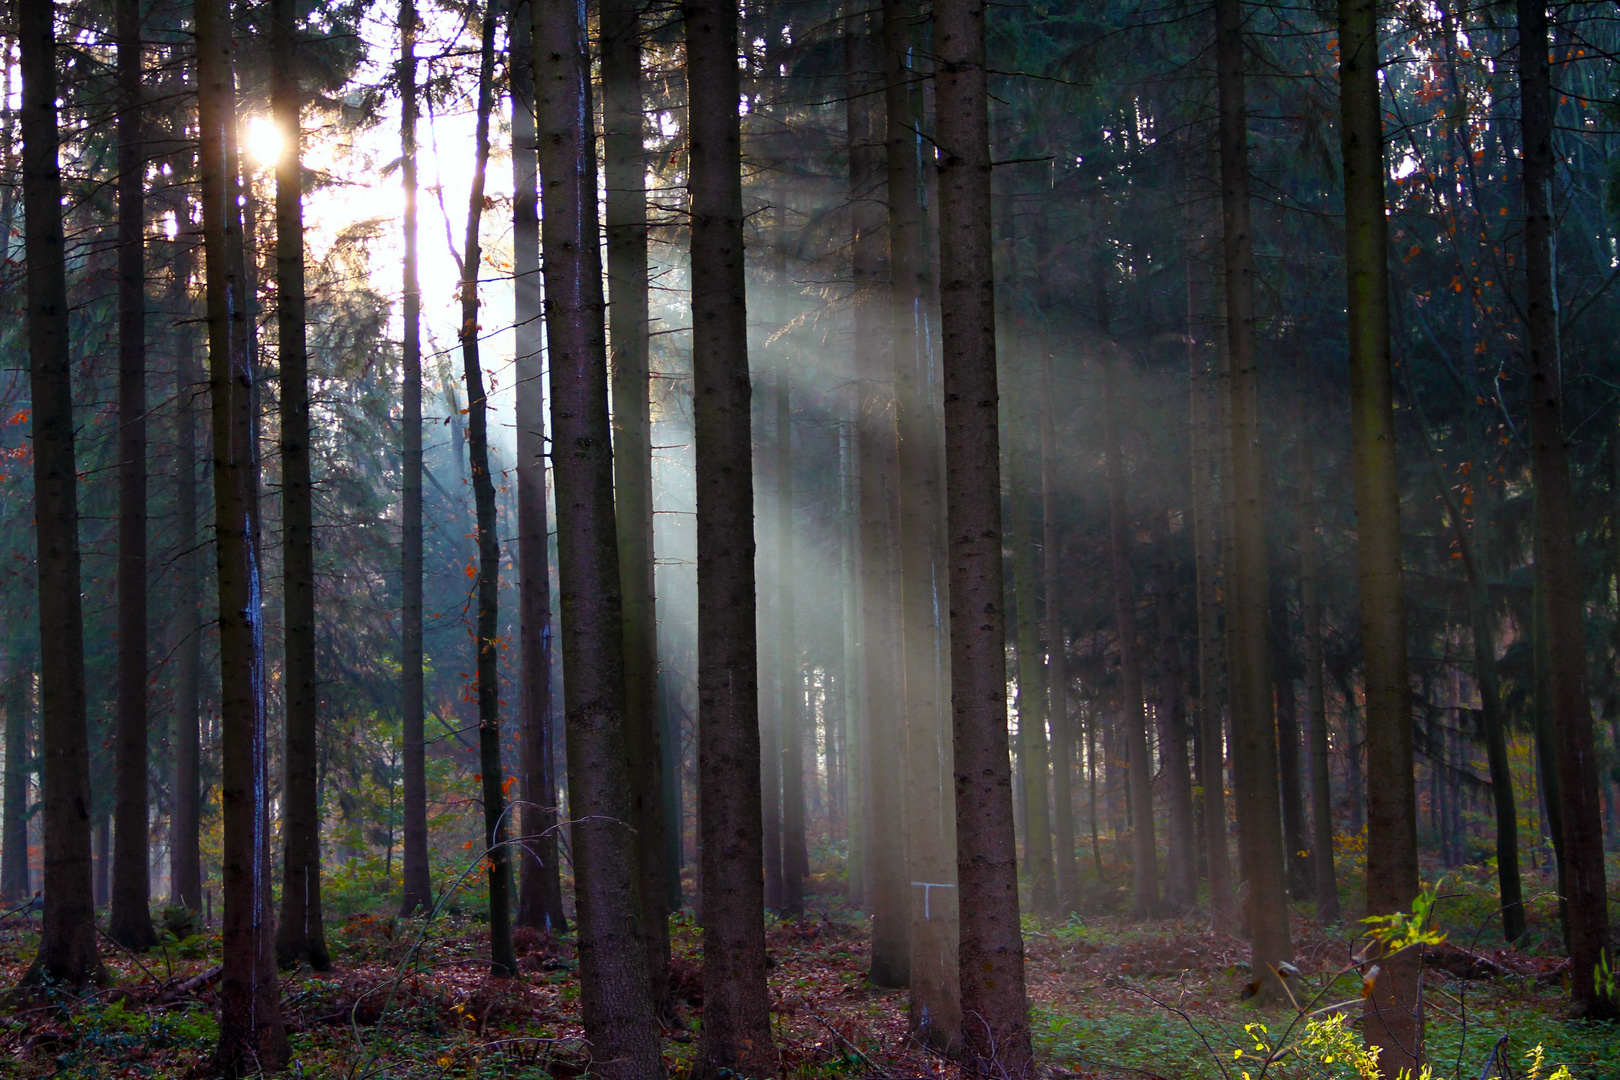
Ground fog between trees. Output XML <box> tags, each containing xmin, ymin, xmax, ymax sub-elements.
<box><xmin>0</xmin><ymin>0</ymin><xmax>1618</xmax><ymax>1076</ymax></box>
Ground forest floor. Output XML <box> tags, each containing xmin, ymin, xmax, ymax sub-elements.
<box><xmin>0</xmin><ymin>860</ymin><xmax>1614</xmax><ymax>1079</ymax></box>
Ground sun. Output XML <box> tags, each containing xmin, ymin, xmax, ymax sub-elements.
<box><xmin>244</xmin><ymin>115</ymin><xmax>284</xmax><ymax>168</ymax></box>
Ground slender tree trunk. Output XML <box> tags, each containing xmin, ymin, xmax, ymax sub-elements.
<box><xmin>510</xmin><ymin>0</ymin><xmax>567</xmax><ymax>936</ymax></box>
<box><xmin>533</xmin><ymin>0</ymin><xmax>663</xmax><ymax>1066</ymax></box>
<box><xmin>397</xmin><ymin>0</ymin><xmax>432</xmax><ymax>919</ymax></box>
<box><xmin>16</xmin><ymin>0</ymin><xmax>105</xmax><ymax>991</ymax></box>
<box><xmin>196</xmin><ymin>0</ymin><xmax>287</xmax><ymax>1062</ymax></box>
<box><xmin>601</xmin><ymin>0</ymin><xmax>667</xmax><ymax>1000</ymax></box>
<box><xmin>1298</xmin><ymin>435</ymin><xmax>1341</xmax><ymax>923</ymax></box>
<box><xmin>882</xmin><ymin>10</ymin><xmax>954</xmax><ymax>1008</ymax></box>
<box><xmin>685</xmin><ymin>0</ymin><xmax>777</xmax><ymax>1067</ymax></box>
<box><xmin>457</xmin><ymin>0</ymin><xmax>516</xmax><ymax>978</ymax></box>
<box><xmin>1338</xmin><ymin>0</ymin><xmax>1422</xmax><ymax>1065</ymax></box>
<box><xmin>2</xmin><ymin>655</ymin><xmax>31</xmax><ymax>905</ymax></box>
<box><xmin>1517</xmin><ymin>0</ymin><xmax>1614</xmax><ymax>1020</ymax></box>
<box><xmin>1040</xmin><ymin>351</ymin><xmax>1075</xmax><ymax>917</ymax></box>
<box><xmin>1190</xmin><ymin>313</ymin><xmax>1234</xmax><ymax>930</ymax></box>
<box><xmin>1154</xmin><ymin>514</ymin><xmax>1196</xmax><ymax>910</ymax></box>
<box><xmin>171</xmin><ymin>262</ymin><xmax>204</xmax><ymax>913</ymax></box>
<box><xmin>109</xmin><ymin>0</ymin><xmax>156</xmax><ymax>953</ymax></box>
<box><xmin>1101</xmin><ymin>349</ymin><xmax>1159</xmax><ymax>917</ymax></box>
<box><xmin>845</xmin><ymin>7</ymin><xmax>910</xmax><ymax>987</ymax></box>
<box><xmin>840</xmin><ymin>423</ymin><xmax>869</xmax><ymax>910</ymax></box>
<box><xmin>1216</xmin><ymin>0</ymin><xmax>1291</xmax><ymax>989</ymax></box>
<box><xmin>1008</xmin><ymin>427</ymin><xmax>1055</xmax><ymax>913</ymax></box>
<box><xmin>936</xmin><ymin>0</ymin><xmax>1031</xmax><ymax>1064</ymax></box>
<box><xmin>778</xmin><ymin>373</ymin><xmax>807</xmax><ymax>917</ymax></box>
<box><xmin>760</xmin><ymin>446</ymin><xmax>783</xmax><ymax>915</ymax></box>
<box><xmin>272</xmin><ymin>0</ymin><xmax>329</xmax><ymax>971</ymax></box>
<box><xmin>1274</xmin><ymin>630</ymin><xmax>1310</xmax><ymax>899</ymax></box>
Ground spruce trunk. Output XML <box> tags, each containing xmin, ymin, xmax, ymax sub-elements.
<box><xmin>601</xmin><ymin>0</ymin><xmax>669</xmax><ymax>996</ymax></box>
<box><xmin>457</xmin><ymin>0</ymin><xmax>516</xmax><ymax>978</ymax></box>
<box><xmin>110</xmin><ymin>0</ymin><xmax>156</xmax><ymax>953</ymax></box>
<box><xmin>1338</xmin><ymin>0</ymin><xmax>1422</xmax><ymax>1064</ymax></box>
<box><xmin>17</xmin><ymin>0</ymin><xmax>105</xmax><ymax>991</ymax></box>
<box><xmin>685</xmin><ymin>0</ymin><xmax>777</xmax><ymax>1066</ymax></box>
<box><xmin>196</xmin><ymin>0</ymin><xmax>287</xmax><ymax>1062</ymax></box>
<box><xmin>511</xmin><ymin>0</ymin><xmax>567</xmax><ymax>935</ymax></box>
<box><xmin>1516</xmin><ymin>0</ymin><xmax>1614</xmax><ymax>1020</ymax></box>
<box><xmin>935</xmin><ymin>0</ymin><xmax>1032</xmax><ymax>1063</ymax></box>
<box><xmin>533</xmin><ymin>0</ymin><xmax>663</xmax><ymax>1065</ymax></box>
<box><xmin>272</xmin><ymin>0</ymin><xmax>329</xmax><ymax>971</ymax></box>
<box><xmin>397</xmin><ymin>0</ymin><xmax>432</xmax><ymax>919</ymax></box>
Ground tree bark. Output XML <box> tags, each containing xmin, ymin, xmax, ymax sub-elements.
<box><xmin>397</xmin><ymin>0</ymin><xmax>432</xmax><ymax>920</ymax></box>
<box><xmin>1154</xmin><ymin>513</ymin><xmax>1196</xmax><ymax>910</ymax></box>
<box><xmin>1</xmin><ymin>654</ymin><xmax>31</xmax><ymax>905</ymax></box>
<box><xmin>272</xmin><ymin>0</ymin><xmax>330</xmax><ymax>972</ymax></box>
<box><xmin>16</xmin><ymin>0</ymin><xmax>105</xmax><ymax>991</ymax></box>
<box><xmin>510</xmin><ymin>0</ymin><xmax>567</xmax><ymax>937</ymax></box>
<box><xmin>109</xmin><ymin>0</ymin><xmax>156</xmax><ymax>953</ymax></box>
<box><xmin>935</xmin><ymin>0</ymin><xmax>1032</xmax><ymax>1064</ymax></box>
<box><xmin>195</xmin><ymin>0</ymin><xmax>287</xmax><ymax>1062</ymax></box>
<box><xmin>1008</xmin><ymin>419</ymin><xmax>1055</xmax><ymax>913</ymax></box>
<box><xmin>1216</xmin><ymin>0</ymin><xmax>1290</xmax><ymax>991</ymax></box>
<box><xmin>1338</xmin><ymin>0</ymin><xmax>1423</xmax><ymax>1065</ymax></box>
<box><xmin>845</xmin><ymin>8</ymin><xmax>909</xmax><ymax>988</ymax></box>
<box><xmin>1297</xmin><ymin>434</ymin><xmax>1341</xmax><ymax>924</ymax></box>
<box><xmin>1101</xmin><ymin>349</ymin><xmax>1158</xmax><ymax>917</ymax></box>
<box><xmin>458</xmin><ymin>0</ymin><xmax>516</xmax><ymax>979</ymax></box>
<box><xmin>889</xmin><ymin>0</ymin><xmax>958</xmax><ymax>1040</ymax></box>
<box><xmin>1273</xmin><ymin>625</ymin><xmax>1310</xmax><ymax>900</ymax></box>
<box><xmin>1040</xmin><ymin>350</ymin><xmax>1075</xmax><ymax>918</ymax></box>
<box><xmin>1516</xmin><ymin>0</ymin><xmax>1614</xmax><ymax>1021</ymax></box>
<box><xmin>601</xmin><ymin>0</ymin><xmax>668</xmax><ymax>1000</ymax></box>
<box><xmin>1190</xmin><ymin>307</ymin><xmax>1234</xmax><ymax>930</ymax></box>
<box><xmin>777</xmin><ymin>372</ymin><xmax>807</xmax><ymax>917</ymax></box>
<box><xmin>533</xmin><ymin>0</ymin><xmax>663</xmax><ymax>1066</ymax></box>
<box><xmin>171</xmin><ymin>260</ymin><xmax>204</xmax><ymax>913</ymax></box>
<box><xmin>684</xmin><ymin>0</ymin><xmax>777</xmax><ymax>1067</ymax></box>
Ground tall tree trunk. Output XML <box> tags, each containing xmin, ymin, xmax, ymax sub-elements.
<box><xmin>196</xmin><ymin>0</ymin><xmax>287</xmax><ymax>1062</ymax></box>
<box><xmin>1101</xmin><ymin>349</ymin><xmax>1159</xmax><ymax>917</ymax></box>
<box><xmin>511</xmin><ymin>0</ymin><xmax>567</xmax><ymax>936</ymax></box>
<box><xmin>1190</xmin><ymin>309</ymin><xmax>1234</xmax><ymax>929</ymax></box>
<box><xmin>172</xmin><ymin>308</ymin><xmax>203</xmax><ymax>913</ymax></box>
<box><xmin>846</xmin><ymin>8</ymin><xmax>909</xmax><ymax>988</ymax></box>
<box><xmin>110</xmin><ymin>0</ymin><xmax>156</xmax><ymax>953</ymax></box>
<box><xmin>935</xmin><ymin>0</ymin><xmax>1031</xmax><ymax>1065</ymax></box>
<box><xmin>1273</xmin><ymin>625</ymin><xmax>1310</xmax><ymax>900</ymax></box>
<box><xmin>272</xmin><ymin>0</ymin><xmax>329</xmax><ymax>972</ymax></box>
<box><xmin>1517</xmin><ymin>0</ymin><xmax>1614</xmax><ymax>1020</ymax></box>
<box><xmin>1008</xmin><ymin>426</ymin><xmax>1055</xmax><ymax>913</ymax></box>
<box><xmin>685</xmin><ymin>0</ymin><xmax>777</xmax><ymax>1067</ymax></box>
<box><xmin>840</xmin><ymin>422</ymin><xmax>869</xmax><ymax>910</ymax></box>
<box><xmin>533</xmin><ymin>0</ymin><xmax>663</xmax><ymax>1066</ymax></box>
<box><xmin>397</xmin><ymin>0</ymin><xmax>432</xmax><ymax>919</ymax></box>
<box><xmin>1297</xmin><ymin>434</ymin><xmax>1341</xmax><ymax>923</ymax></box>
<box><xmin>760</xmin><ymin>448</ymin><xmax>783</xmax><ymax>914</ymax></box>
<box><xmin>457</xmin><ymin>0</ymin><xmax>516</xmax><ymax>978</ymax></box>
<box><xmin>1040</xmin><ymin>351</ymin><xmax>1075</xmax><ymax>917</ymax></box>
<box><xmin>16</xmin><ymin>0</ymin><xmax>104</xmax><ymax>991</ymax></box>
<box><xmin>1215</xmin><ymin>0</ymin><xmax>1290</xmax><ymax>990</ymax></box>
<box><xmin>1419</xmin><ymin>413</ymin><xmax>1522</xmax><ymax>940</ymax></box>
<box><xmin>2</xmin><ymin>654</ymin><xmax>31</xmax><ymax>905</ymax></box>
<box><xmin>1154</xmin><ymin>514</ymin><xmax>1196</xmax><ymax>910</ymax></box>
<box><xmin>601</xmin><ymin>0</ymin><xmax>667</xmax><ymax>999</ymax></box>
<box><xmin>1338</xmin><ymin>0</ymin><xmax>1422</xmax><ymax>1066</ymax></box>
<box><xmin>778</xmin><ymin>372</ymin><xmax>807</xmax><ymax>917</ymax></box>
<box><xmin>891</xmin><ymin>0</ymin><xmax>959</xmax><ymax>1022</ymax></box>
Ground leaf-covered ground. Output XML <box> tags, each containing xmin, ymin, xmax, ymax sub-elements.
<box><xmin>0</xmin><ymin>865</ymin><xmax>1613</xmax><ymax>1079</ymax></box>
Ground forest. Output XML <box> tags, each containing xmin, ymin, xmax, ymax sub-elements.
<box><xmin>0</xmin><ymin>0</ymin><xmax>1617</xmax><ymax>1075</ymax></box>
